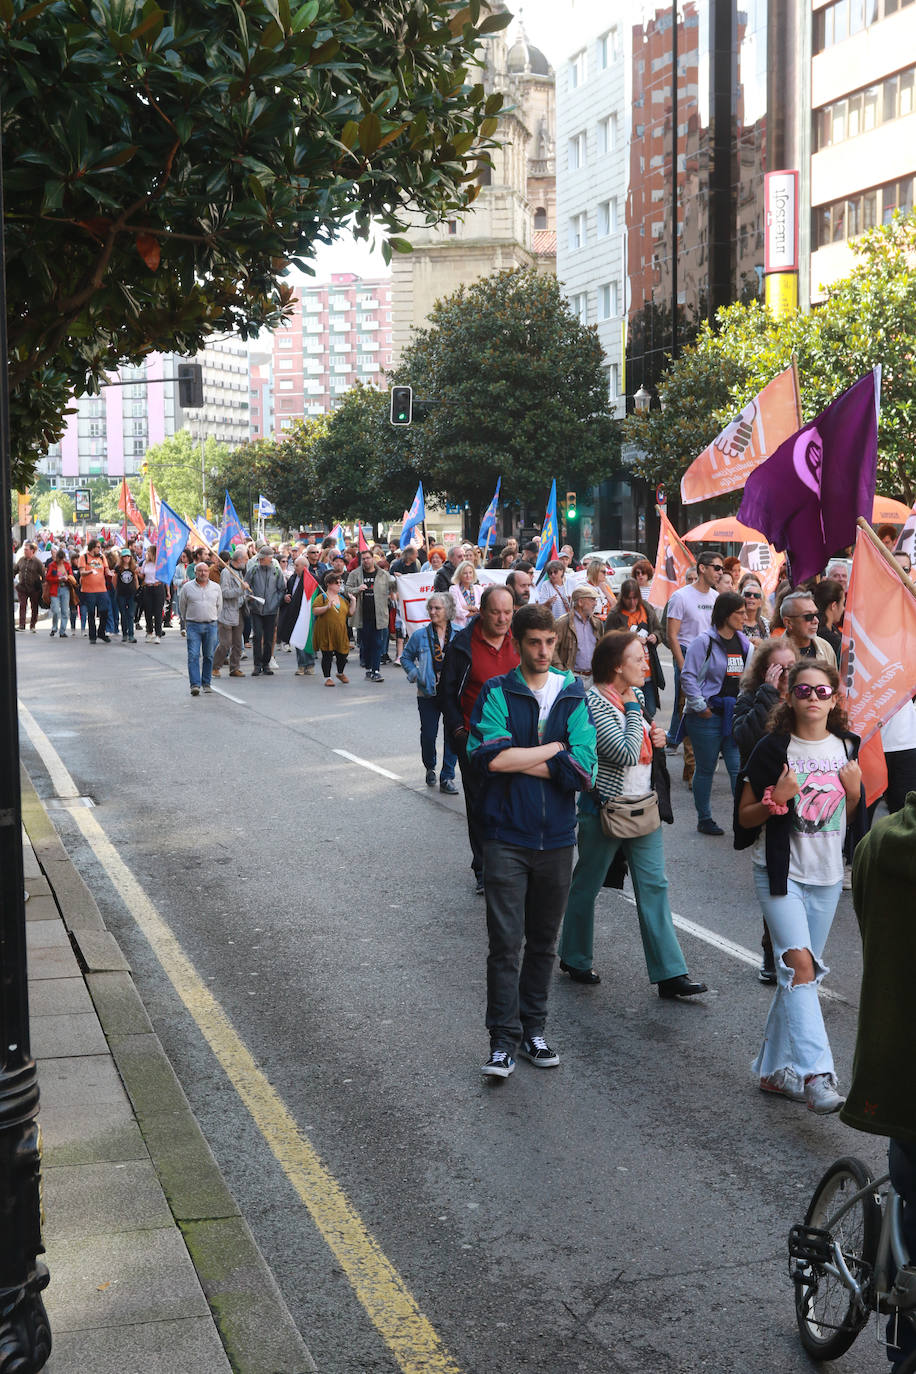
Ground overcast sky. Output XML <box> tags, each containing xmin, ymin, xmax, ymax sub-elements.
<box><xmin>309</xmin><ymin>1</ymin><xmax>570</xmax><ymax>282</ymax></box>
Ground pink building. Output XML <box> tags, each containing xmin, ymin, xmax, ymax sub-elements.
<box><xmin>272</xmin><ymin>273</ymin><xmax>392</xmax><ymax>432</ymax></box>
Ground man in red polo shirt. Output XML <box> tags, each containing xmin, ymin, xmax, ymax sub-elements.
<box><xmin>439</xmin><ymin>583</ymin><xmax>518</xmax><ymax>894</ymax></box>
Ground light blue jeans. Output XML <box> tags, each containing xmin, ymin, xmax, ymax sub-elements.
<box><xmin>49</xmin><ymin>586</ymin><xmax>69</xmax><ymax>633</ymax></box>
<box><xmin>751</xmin><ymin>866</ymin><xmax>842</xmax><ymax>1081</ymax></box>
<box><xmin>685</xmin><ymin>712</ymin><xmax>740</xmax><ymax>822</ymax></box>
<box><xmin>186</xmin><ymin>620</ymin><xmax>218</xmax><ymax>689</ymax></box>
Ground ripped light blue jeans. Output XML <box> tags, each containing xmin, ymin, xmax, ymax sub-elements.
<box><xmin>750</xmin><ymin>866</ymin><xmax>842</xmax><ymax>1081</ymax></box>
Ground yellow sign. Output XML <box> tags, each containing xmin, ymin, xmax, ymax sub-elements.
<box><xmin>765</xmin><ymin>272</ymin><xmax>798</xmax><ymax>320</ymax></box>
<box><xmin>17</xmin><ymin>492</ymin><xmax>32</xmax><ymax>526</ymax></box>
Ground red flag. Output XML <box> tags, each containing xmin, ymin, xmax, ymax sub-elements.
<box><xmin>648</xmin><ymin>508</ymin><xmax>696</xmax><ymax>610</ymax></box>
<box><xmin>357</xmin><ymin>525</ymin><xmax>370</xmax><ymax>554</ymax></box>
<box><xmin>840</xmin><ymin>520</ymin><xmax>916</xmax><ymax>803</ymax></box>
<box><xmin>118</xmin><ymin>477</ymin><xmax>147</xmax><ymax>535</ymax></box>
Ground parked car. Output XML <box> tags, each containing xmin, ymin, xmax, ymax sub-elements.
<box><xmin>580</xmin><ymin>549</ymin><xmax>645</xmax><ymax>594</ymax></box>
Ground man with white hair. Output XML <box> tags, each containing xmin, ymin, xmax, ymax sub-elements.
<box><xmin>179</xmin><ymin>560</ymin><xmax>222</xmax><ymax>696</ymax></box>
<box><xmin>779</xmin><ymin>587</ymin><xmax>836</xmax><ymax>665</ymax></box>
<box><xmin>212</xmin><ymin>548</ymin><xmax>248</xmax><ymax>678</ymax></box>
<box><xmin>434</xmin><ymin>545</ymin><xmax>464</xmax><ymax>594</ymax></box>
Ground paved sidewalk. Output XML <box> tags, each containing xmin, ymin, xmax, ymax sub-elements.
<box><xmin>21</xmin><ymin>769</ymin><xmax>316</xmax><ymax>1374</ymax></box>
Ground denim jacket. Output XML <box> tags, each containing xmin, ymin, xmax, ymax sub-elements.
<box><xmin>401</xmin><ymin>622</ymin><xmax>452</xmax><ymax>697</ymax></box>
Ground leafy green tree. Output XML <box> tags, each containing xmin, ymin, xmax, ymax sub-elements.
<box><xmin>2</xmin><ymin>0</ymin><xmax>510</xmax><ymax>486</ymax></box>
<box><xmin>308</xmin><ymin>384</ymin><xmax>419</xmax><ymax>526</ymax></box>
<box><xmin>213</xmin><ymin>427</ymin><xmax>323</xmax><ymax>534</ymax></box>
<box><xmin>625</xmin><ymin>211</ymin><xmax>916</xmax><ymax>505</ymax></box>
<box><xmin>391</xmin><ymin>269</ymin><xmax>619</xmax><ymax>529</ymax></box>
<box><xmin>31</xmin><ymin>490</ymin><xmax>74</xmax><ymax>527</ymax></box>
<box><xmin>142</xmin><ymin>429</ymin><xmax>230</xmax><ymax>520</ymax></box>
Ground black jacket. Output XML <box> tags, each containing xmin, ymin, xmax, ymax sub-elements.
<box><xmin>437</xmin><ymin>620</ymin><xmax>476</xmax><ymax>740</ymax></box>
<box><xmin>732</xmin><ymin>728</ymin><xmax>866</xmax><ymax>895</ymax></box>
<box><xmin>733</xmin><ymin>683</ymin><xmax>780</xmax><ymax>766</ymax></box>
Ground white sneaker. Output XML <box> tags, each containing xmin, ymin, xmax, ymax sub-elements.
<box><xmin>282</xmin><ymin>643</ymin><xmax>292</xmax><ymax>653</ymax></box>
<box><xmin>805</xmin><ymin>1073</ymin><xmax>845</xmax><ymax>1115</ymax></box>
<box><xmin>145</xmin><ymin>634</ymin><xmax>154</xmax><ymax>642</ymax></box>
<box><xmin>759</xmin><ymin>1068</ymin><xmax>806</xmax><ymax>1102</ymax></box>
<box><xmin>842</xmin><ymin>864</ymin><xmax>852</xmax><ymax>891</ymax></box>
<box><xmin>269</xmin><ymin>656</ymin><xmax>279</xmax><ymax>669</ymax></box>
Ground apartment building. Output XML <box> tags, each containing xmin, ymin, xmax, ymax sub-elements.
<box><xmin>270</xmin><ymin>274</ymin><xmax>392</xmax><ymax>432</ymax></box>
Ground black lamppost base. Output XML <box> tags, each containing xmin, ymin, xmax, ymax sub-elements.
<box><xmin>0</xmin><ymin>1118</ymin><xmax>50</xmax><ymax>1373</ymax></box>
<box><xmin>0</xmin><ymin>1271</ymin><xmax>51</xmax><ymax>1374</ymax></box>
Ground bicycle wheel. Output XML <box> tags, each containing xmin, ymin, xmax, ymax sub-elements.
<box><xmin>792</xmin><ymin>1155</ymin><xmax>881</xmax><ymax>1361</ymax></box>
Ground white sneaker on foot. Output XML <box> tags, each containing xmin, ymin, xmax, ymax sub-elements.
<box><xmin>805</xmin><ymin>1073</ymin><xmax>845</xmax><ymax>1115</ymax></box>
<box><xmin>759</xmin><ymin>1068</ymin><xmax>806</xmax><ymax>1102</ymax></box>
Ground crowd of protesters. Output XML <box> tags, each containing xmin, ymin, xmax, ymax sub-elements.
<box><xmin>13</xmin><ymin>527</ymin><xmax>916</xmax><ymax>1123</ymax></box>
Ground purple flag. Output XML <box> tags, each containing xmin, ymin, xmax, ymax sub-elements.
<box><xmin>737</xmin><ymin>369</ymin><xmax>879</xmax><ymax>584</ymax></box>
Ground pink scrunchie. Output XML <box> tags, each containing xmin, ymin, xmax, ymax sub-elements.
<box><xmin>761</xmin><ymin>785</ymin><xmax>788</xmax><ymax>816</ymax></box>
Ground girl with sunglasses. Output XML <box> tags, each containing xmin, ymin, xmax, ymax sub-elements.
<box><xmin>735</xmin><ymin>661</ymin><xmax>865</xmax><ymax>1114</ymax></box>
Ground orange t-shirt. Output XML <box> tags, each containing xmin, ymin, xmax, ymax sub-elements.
<box><xmin>78</xmin><ymin>553</ymin><xmax>108</xmax><ymax>593</ymax></box>
<box><xmin>620</xmin><ymin>605</ymin><xmax>652</xmax><ymax>679</ymax></box>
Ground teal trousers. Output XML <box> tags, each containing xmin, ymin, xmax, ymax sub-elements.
<box><xmin>558</xmin><ymin>810</ymin><xmax>688</xmax><ymax>984</ymax></box>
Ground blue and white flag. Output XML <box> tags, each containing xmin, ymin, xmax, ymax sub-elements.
<box><xmin>218</xmin><ymin>491</ymin><xmax>249</xmax><ymax>554</ymax></box>
<box><xmin>329</xmin><ymin>522</ymin><xmax>346</xmax><ymax>554</ymax></box>
<box><xmin>195</xmin><ymin>515</ymin><xmax>220</xmax><ymax>547</ymax></box>
<box><xmin>400</xmin><ymin>482</ymin><xmax>425</xmax><ymax>550</ymax></box>
<box><xmin>533</xmin><ymin>481</ymin><xmax>560</xmax><ymax>581</ymax></box>
<box><xmin>154</xmin><ymin>502</ymin><xmax>191</xmax><ymax>587</ymax></box>
<box><xmin>477</xmin><ymin>477</ymin><xmax>501</xmax><ymax>549</ymax></box>
<box><xmin>257</xmin><ymin>494</ymin><xmax>276</xmax><ymax>517</ymax></box>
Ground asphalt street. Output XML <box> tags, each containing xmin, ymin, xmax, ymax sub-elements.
<box><xmin>16</xmin><ymin>623</ymin><xmax>891</xmax><ymax>1374</ymax></box>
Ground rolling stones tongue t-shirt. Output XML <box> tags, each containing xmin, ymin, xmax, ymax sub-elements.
<box><xmin>786</xmin><ymin>733</ymin><xmax>849</xmax><ymax>886</ymax></box>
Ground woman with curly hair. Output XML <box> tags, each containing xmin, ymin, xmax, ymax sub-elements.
<box><xmin>735</xmin><ymin>660</ymin><xmax>864</xmax><ymax>1114</ymax></box>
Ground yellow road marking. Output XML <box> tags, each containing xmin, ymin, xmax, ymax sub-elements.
<box><xmin>18</xmin><ymin>702</ymin><xmax>461</xmax><ymax>1374</ymax></box>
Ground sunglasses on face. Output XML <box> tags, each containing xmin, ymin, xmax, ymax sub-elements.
<box><xmin>792</xmin><ymin>683</ymin><xmax>835</xmax><ymax>700</ymax></box>
<box><xmin>787</xmin><ymin>611</ymin><xmax>819</xmax><ymax>622</ymax></box>
<box><xmin>706</xmin><ymin>563</ymin><xmax>724</xmax><ymax>573</ymax></box>
<box><xmin>744</xmin><ymin>590</ymin><xmax>762</xmax><ymax>599</ymax></box>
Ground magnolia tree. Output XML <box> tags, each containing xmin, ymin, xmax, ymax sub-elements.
<box><xmin>2</xmin><ymin>0</ymin><xmax>509</xmax><ymax>486</ymax></box>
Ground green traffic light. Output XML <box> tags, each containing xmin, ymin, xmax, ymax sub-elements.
<box><xmin>567</xmin><ymin>505</ymin><xmax>577</xmax><ymax>519</ymax></box>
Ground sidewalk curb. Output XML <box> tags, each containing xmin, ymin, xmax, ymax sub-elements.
<box><xmin>21</xmin><ymin>768</ymin><xmax>318</xmax><ymax>1374</ymax></box>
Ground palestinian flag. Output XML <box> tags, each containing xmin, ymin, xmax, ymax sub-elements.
<box><xmin>288</xmin><ymin>567</ymin><xmax>320</xmax><ymax>654</ymax></box>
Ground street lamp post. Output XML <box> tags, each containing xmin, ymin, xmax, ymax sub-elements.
<box><xmin>0</xmin><ymin>115</ymin><xmax>52</xmax><ymax>1372</ymax></box>
<box><xmin>634</xmin><ymin>385</ymin><xmax>652</xmax><ymax>414</ymax></box>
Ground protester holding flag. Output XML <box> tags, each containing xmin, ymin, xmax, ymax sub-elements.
<box><xmin>279</xmin><ymin>556</ymin><xmax>314</xmax><ymax>674</ymax></box>
<box><xmin>401</xmin><ymin>594</ymin><xmax>459</xmax><ymax>793</ymax></box>
<box><xmin>212</xmin><ymin>548</ymin><xmax>249</xmax><ymax>678</ymax></box>
<box><xmin>735</xmin><ymin>661</ymin><xmax>864</xmax><ymax>1113</ymax></box>
<box><xmin>178</xmin><ymin>561</ymin><xmax>222</xmax><ymax>696</ymax></box>
<box><xmin>681</xmin><ymin>592</ymin><xmax>752</xmax><ymax>836</ymax></box>
<box><xmin>312</xmin><ymin>573</ymin><xmax>356</xmax><ymax>686</ymax></box>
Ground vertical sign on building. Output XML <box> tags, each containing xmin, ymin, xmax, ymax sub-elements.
<box><xmin>764</xmin><ymin>170</ymin><xmax>799</xmax><ymax>319</ymax></box>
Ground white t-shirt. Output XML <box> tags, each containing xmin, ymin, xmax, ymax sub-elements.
<box><xmin>529</xmin><ymin>671</ymin><xmax>566</xmax><ymax>740</ymax></box>
<box><xmin>537</xmin><ymin>576</ymin><xmax>572</xmax><ymax>619</ymax></box>
<box><xmin>786</xmin><ymin>733</ymin><xmax>850</xmax><ymax>886</ymax></box>
<box><xmin>666</xmin><ymin>582</ymin><xmax>716</xmax><ymax>647</ymax></box>
<box><xmin>881</xmin><ymin>699</ymin><xmax>916</xmax><ymax>753</ymax></box>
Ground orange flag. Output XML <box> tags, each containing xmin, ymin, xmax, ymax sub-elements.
<box><xmin>149</xmin><ymin>480</ymin><xmax>162</xmax><ymax>525</ymax></box>
<box><xmin>648</xmin><ymin>508</ymin><xmax>696</xmax><ymax>610</ymax></box>
<box><xmin>679</xmin><ymin>362</ymin><xmax>802</xmax><ymax>505</ymax></box>
<box><xmin>117</xmin><ymin>477</ymin><xmax>146</xmax><ymax>535</ymax></box>
<box><xmin>840</xmin><ymin>520</ymin><xmax>916</xmax><ymax>804</ymax></box>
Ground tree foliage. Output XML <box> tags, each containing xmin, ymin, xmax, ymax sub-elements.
<box><xmin>626</xmin><ymin>211</ymin><xmax>916</xmax><ymax>505</ymax></box>
<box><xmin>142</xmin><ymin>429</ymin><xmax>231</xmax><ymax>520</ymax></box>
<box><xmin>391</xmin><ymin>269</ymin><xmax>620</xmax><ymax>527</ymax></box>
<box><xmin>2</xmin><ymin>0</ymin><xmax>510</xmax><ymax>486</ymax></box>
<box><xmin>31</xmin><ymin>490</ymin><xmax>74</xmax><ymax>527</ymax></box>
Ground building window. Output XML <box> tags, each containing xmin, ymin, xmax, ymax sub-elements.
<box><xmin>569</xmin><ymin>49</ymin><xmax>587</xmax><ymax>88</ymax></box>
<box><xmin>597</xmin><ymin>113</ymin><xmax>617</xmax><ymax>155</ymax></box>
<box><xmin>813</xmin><ymin>175</ymin><xmax>914</xmax><ymax>247</ymax></box>
<box><xmin>602</xmin><ymin>363</ymin><xmax>619</xmax><ymax>399</ymax></box>
<box><xmin>598</xmin><ymin>282</ymin><xmax>619</xmax><ymax>319</ymax></box>
<box><xmin>569</xmin><ymin>291</ymin><xmax>588</xmax><ymax>323</ymax></box>
<box><xmin>447</xmin><ymin>219</ymin><xmax>458</xmax><ymax>235</ymax></box>
<box><xmin>567</xmin><ymin>131</ymin><xmax>586</xmax><ymax>171</ymax></box>
<box><xmin>813</xmin><ymin>0</ymin><xmax>904</xmax><ymax>54</ymax></box>
<box><xmin>567</xmin><ymin>211</ymin><xmax>588</xmax><ymax>251</ymax></box>
<box><xmin>597</xmin><ymin>198</ymin><xmax>618</xmax><ymax>236</ymax></box>
<box><xmin>277</xmin><ymin>335</ymin><xmax>293</xmax><ymax>348</ymax></box>
<box><xmin>533</xmin><ymin>207</ymin><xmax>547</xmax><ymax>230</ymax></box>
<box><xmin>278</xmin><ymin>380</ymin><xmax>294</xmax><ymax>391</ymax></box>
<box><xmin>814</xmin><ymin>66</ymin><xmax>914</xmax><ymax>149</ymax></box>
<box><xmin>598</xmin><ymin>28</ymin><xmax>619</xmax><ymax>68</ymax></box>
<box><xmin>477</xmin><ymin>161</ymin><xmax>491</xmax><ymax>186</ymax></box>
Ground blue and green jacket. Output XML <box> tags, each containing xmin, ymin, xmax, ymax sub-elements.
<box><xmin>468</xmin><ymin>666</ymin><xmax>598</xmax><ymax>851</ymax></box>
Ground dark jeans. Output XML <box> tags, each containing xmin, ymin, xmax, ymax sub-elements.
<box><xmin>142</xmin><ymin>583</ymin><xmax>166</xmax><ymax>637</ymax></box>
<box><xmin>417</xmin><ymin>696</ymin><xmax>457</xmax><ymax>781</ymax></box>
<box><xmin>186</xmin><ymin>620</ymin><xmax>218</xmax><ymax>688</ymax></box>
<box><xmin>362</xmin><ymin>624</ymin><xmax>387</xmax><ymax>675</ymax></box>
<box><xmin>117</xmin><ymin>594</ymin><xmax>135</xmax><ymax>637</ymax></box>
<box><xmin>251</xmin><ymin>612</ymin><xmax>277</xmax><ymax>669</ymax></box>
<box><xmin>81</xmin><ymin>590</ymin><xmax>109</xmax><ymax>642</ymax></box>
<box><xmin>889</xmin><ymin>1139</ymin><xmax>916</xmax><ymax>1368</ymax></box>
<box><xmin>667</xmin><ymin>661</ymin><xmax>682</xmax><ymax>741</ymax></box>
<box><xmin>642</xmin><ymin>680</ymin><xmax>658</xmax><ymax>719</ymax></box>
<box><xmin>107</xmin><ymin>587</ymin><xmax>119</xmax><ymax>634</ymax></box>
<box><xmin>483</xmin><ymin>840</ymin><xmax>574</xmax><ymax>1051</ymax></box>
<box><xmin>456</xmin><ymin>737</ymin><xmax>486</xmax><ymax>879</ymax></box>
<box><xmin>17</xmin><ymin>585</ymin><xmax>40</xmax><ymax>629</ymax></box>
<box><xmin>321</xmin><ymin>650</ymin><xmax>348</xmax><ymax>677</ymax></box>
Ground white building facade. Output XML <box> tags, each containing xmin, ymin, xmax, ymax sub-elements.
<box><xmin>556</xmin><ymin>0</ymin><xmax>628</xmax><ymax>419</ymax></box>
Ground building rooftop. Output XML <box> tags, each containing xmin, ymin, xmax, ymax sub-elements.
<box><xmin>532</xmin><ymin>229</ymin><xmax>557</xmax><ymax>256</ymax></box>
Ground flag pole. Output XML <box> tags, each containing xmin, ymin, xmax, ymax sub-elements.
<box><xmin>855</xmin><ymin>516</ymin><xmax>916</xmax><ymax>598</ymax></box>
<box><xmin>790</xmin><ymin>353</ymin><xmax>802</xmax><ymax>428</ymax></box>
<box><xmin>483</xmin><ymin>524</ymin><xmax>493</xmax><ymax>565</ymax></box>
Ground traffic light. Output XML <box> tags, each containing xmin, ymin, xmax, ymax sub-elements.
<box><xmin>566</xmin><ymin>490</ymin><xmax>578</xmax><ymax>519</ymax></box>
<box><xmin>178</xmin><ymin>362</ymin><xmax>204</xmax><ymax>408</ymax></box>
<box><xmin>390</xmin><ymin>385</ymin><xmax>412</xmax><ymax>425</ymax></box>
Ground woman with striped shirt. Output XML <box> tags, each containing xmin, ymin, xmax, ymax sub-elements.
<box><xmin>557</xmin><ymin>631</ymin><xmax>707</xmax><ymax>999</ymax></box>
